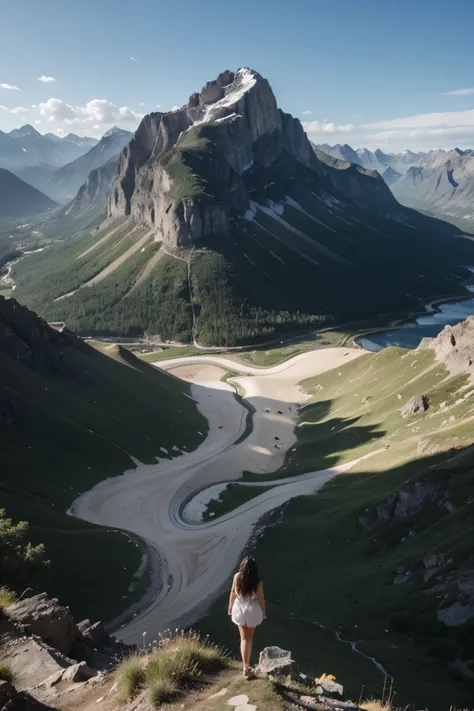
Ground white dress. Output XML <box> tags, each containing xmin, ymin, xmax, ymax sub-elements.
<box><xmin>231</xmin><ymin>592</ymin><xmax>264</xmax><ymax>628</ymax></box>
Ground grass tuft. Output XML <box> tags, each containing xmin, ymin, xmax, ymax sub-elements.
<box><xmin>0</xmin><ymin>663</ymin><xmax>14</xmax><ymax>683</ymax></box>
<box><xmin>116</xmin><ymin>654</ymin><xmax>145</xmax><ymax>701</ymax></box>
<box><xmin>117</xmin><ymin>633</ymin><xmax>227</xmax><ymax>707</ymax></box>
<box><xmin>148</xmin><ymin>677</ymin><xmax>179</xmax><ymax>706</ymax></box>
<box><xmin>0</xmin><ymin>587</ymin><xmax>17</xmax><ymax>611</ymax></box>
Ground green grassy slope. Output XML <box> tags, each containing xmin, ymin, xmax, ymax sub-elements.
<box><xmin>199</xmin><ymin>347</ymin><xmax>474</xmax><ymax>709</ymax></box>
<box><xmin>0</xmin><ymin>297</ymin><xmax>207</xmax><ymax>619</ymax></box>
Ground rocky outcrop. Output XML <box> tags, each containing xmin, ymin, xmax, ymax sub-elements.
<box><xmin>358</xmin><ymin>470</ymin><xmax>449</xmax><ymax>532</ymax></box>
<box><xmin>7</xmin><ymin>594</ymin><xmax>77</xmax><ymax>656</ymax></box>
<box><xmin>401</xmin><ymin>394</ymin><xmax>429</xmax><ymax>417</ymax></box>
<box><xmin>256</xmin><ymin>648</ymin><xmax>359</xmax><ymax>710</ymax></box>
<box><xmin>419</xmin><ymin>315</ymin><xmax>474</xmax><ymax>377</ymax></box>
<box><xmin>108</xmin><ymin>67</ymin><xmax>396</xmax><ymax>248</ymax></box>
<box><xmin>1</xmin><ymin>592</ymin><xmax>129</xmax><ymax>707</ymax></box>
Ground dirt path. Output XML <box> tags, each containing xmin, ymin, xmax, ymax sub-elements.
<box><xmin>71</xmin><ymin>348</ymin><xmax>365</xmax><ymax>644</ymax></box>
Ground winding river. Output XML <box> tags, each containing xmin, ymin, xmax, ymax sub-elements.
<box><xmin>358</xmin><ymin>286</ymin><xmax>474</xmax><ymax>352</ymax></box>
<box><xmin>70</xmin><ymin>348</ymin><xmax>378</xmax><ymax>644</ymax></box>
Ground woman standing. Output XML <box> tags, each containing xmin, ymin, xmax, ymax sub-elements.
<box><xmin>228</xmin><ymin>556</ymin><xmax>266</xmax><ymax>676</ymax></box>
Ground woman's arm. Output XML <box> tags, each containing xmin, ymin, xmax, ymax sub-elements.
<box><xmin>228</xmin><ymin>575</ymin><xmax>236</xmax><ymax>615</ymax></box>
<box><xmin>257</xmin><ymin>581</ymin><xmax>267</xmax><ymax>619</ymax></box>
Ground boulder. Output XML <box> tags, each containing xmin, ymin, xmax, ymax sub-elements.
<box><xmin>423</xmin><ymin>552</ymin><xmax>446</xmax><ymax>569</ymax></box>
<box><xmin>40</xmin><ymin>661</ymin><xmax>97</xmax><ymax>687</ymax></box>
<box><xmin>316</xmin><ymin>677</ymin><xmax>344</xmax><ymax>700</ymax></box>
<box><xmin>256</xmin><ymin>646</ymin><xmax>298</xmax><ymax>679</ymax></box>
<box><xmin>7</xmin><ymin>594</ymin><xmax>78</xmax><ymax>656</ymax></box>
<box><xmin>401</xmin><ymin>395</ymin><xmax>429</xmax><ymax>418</ymax></box>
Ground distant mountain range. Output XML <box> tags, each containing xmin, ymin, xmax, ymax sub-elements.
<box><xmin>0</xmin><ymin>124</ymin><xmax>128</xmax><ymax>208</ymax></box>
<box><xmin>0</xmin><ymin>168</ymin><xmax>57</xmax><ymax>218</ymax></box>
<box><xmin>317</xmin><ymin>143</ymin><xmax>474</xmax><ymax>228</ymax></box>
<box><xmin>0</xmin><ymin>124</ymin><xmax>97</xmax><ymax>172</ymax></box>
<box><xmin>391</xmin><ymin>148</ymin><xmax>474</xmax><ymax>227</ymax></box>
<box><xmin>12</xmin><ymin>68</ymin><xmax>474</xmax><ymax>346</ymax></box>
<box><xmin>16</xmin><ymin>127</ymin><xmax>132</xmax><ymax>203</ymax></box>
<box><xmin>316</xmin><ymin>143</ymin><xmax>427</xmax><ymax>175</ymax></box>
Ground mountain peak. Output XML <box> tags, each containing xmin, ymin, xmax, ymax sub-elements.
<box><xmin>102</xmin><ymin>126</ymin><xmax>130</xmax><ymax>140</ymax></box>
<box><xmin>10</xmin><ymin>124</ymin><xmax>41</xmax><ymax>139</ymax></box>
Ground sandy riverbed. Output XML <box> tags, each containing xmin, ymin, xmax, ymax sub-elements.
<box><xmin>71</xmin><ymin>347</ymin><xmax>365</xmax><ymax>643</ymax></box>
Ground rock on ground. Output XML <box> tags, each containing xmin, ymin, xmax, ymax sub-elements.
<box><xmin>256</xmin><ymin>646</ymin><xmax>298</xmax><ymax>679</ymax></box>
<box><xmin>401</xmin><ymin>394</ymin><xmax>429</xmax><ymax>417</ymax></box>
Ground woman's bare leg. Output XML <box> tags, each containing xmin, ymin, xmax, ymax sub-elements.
<box><xmin>238</xmin><ymin>625</ymin><xmax>247</xmax><ymax>672</ymax></box>
<box><xmin>244</xmin><ymin>627</ymin><xmax>256</xmax><ymax>668</ymax></box>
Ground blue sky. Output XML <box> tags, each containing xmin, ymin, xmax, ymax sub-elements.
<box><xmin>1</xmin><ymin>0</ymin><xmax>474</xmax><ymax>150</ymax></box>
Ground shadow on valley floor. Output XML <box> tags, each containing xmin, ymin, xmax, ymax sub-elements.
<box><xmin>198</xmin><ymin>444</ymin><xmax>474</xmax><ymax>711</ymax></box>
<box><xmin>241</xmin><ymin>398</ymin><xmax>387</xmax><ymax>481</ymax></box>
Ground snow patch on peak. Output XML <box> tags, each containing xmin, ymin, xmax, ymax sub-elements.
<box><xmin>193</xmin><ymin>68</ymin><xmax>258</xmax><ymax>127</ymax></box>
<box><xmin>103</xmin><ymin>126</ymin><xmax>125</xmax><ymax>139</ymax></box>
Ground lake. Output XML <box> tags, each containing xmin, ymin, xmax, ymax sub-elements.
<box><xmin>358</xmin><ymin>286</ymin><xmax>474</xmax><ymax>352</ymax></box>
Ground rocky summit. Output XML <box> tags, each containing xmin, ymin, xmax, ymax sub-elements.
<box><xmin>109</xmin><ymin>68</ymin><xmax>397</xmax><ymax>246</ymax></box>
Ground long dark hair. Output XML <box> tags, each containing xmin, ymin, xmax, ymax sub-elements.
<box><xmin>235</xmin><ymin>556</ymin><xmax>260</xmax><ymax>596</ymax></box>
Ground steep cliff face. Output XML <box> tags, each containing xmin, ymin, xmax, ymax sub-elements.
<box><xmin>109</xmin><ymin>69</ymin><xmax>283</xmax><ymax>245</ymax></box>
<box><xmin>109</xmin><ymin>67</ymin><xmax>395</xmax><ymax>247</ymax></box>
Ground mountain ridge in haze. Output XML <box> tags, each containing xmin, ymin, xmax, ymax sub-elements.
<box><xmin>0</xmin><ymin>167</ymin><xmax>58</xmax><ymax>218</ymax></box>
<box><xmin>14</xmin><ymin>127</ymin><xmax>131</xmax><ymax>203</ymax></box>
<box><xmin>1</xmin><ymin>124</ymin><xmax>98</xmax><ymax>172</ymax></box>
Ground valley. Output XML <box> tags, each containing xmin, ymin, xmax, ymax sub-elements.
<box><xmin>2</xmin><ymin>52</ymin><xmax>474</xmax><ymax>711</ymax></box>
<box><xmin>67</xmin><ymin>324</ymin><xmax>474</xmax><ymax>709</ymax></box>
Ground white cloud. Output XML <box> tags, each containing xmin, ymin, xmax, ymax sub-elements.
<box><xmin>443</xmin><ymin>88</ymin><xmax>474</xmax><ymax>96</ymax></box>
<box><xmin>363</xmin><ymin>108</ymin><xmax>474</xmax><ymax>130</ymax></box>
<box><xmin>0</xmin><ymin>105</ymin><xmax>29</xmax><ymax>115</ymax></box>
<box><xmin>138</xmin><ymin>102</ymin><xmax>145</xmax><ymax>106</ymax></box>
<box><xmin>0</xmin><ymin>83</ymin><xmax>20</xmax><ymax>91</ymax></box>
<box><xmin>156</xmin><ymin>104</ymin><xmax>162</xmax><ymax>108</ymax></box>
<box><xmin>171</xmin><ymin>105</ymin><xmax>180</xmax><ymax>111</ymax></box>
<box><xmin>38</xmin><ymin>97</ymin><xmax>144</xmax><ymax>131</ymax></box>
<box><xmin>38</xmin><ymin>75</ymin><xmax>56</xmax><ymax>83</ymax></box>
<box><xmin>302</xmin><ymin>110</ymin><xmax>312</xmax><ymax>116</ymax></box>
<box><xmin>303</xmin><ymin>120</ymin><xmax>354</xmax><ymax>134</ymax></box>
<box><xmin>130</xmin><ymin>56</ymin><xmax>138</xmax><ymax>62</ymax></box>
<box><xmin>31</xmin><ymin>104</ymin><xmax>37</xmax><ymax>108</ymax></box>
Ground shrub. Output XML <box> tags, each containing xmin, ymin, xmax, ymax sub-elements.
<box><xmin>0</xmin><ymin>663</ymin><xmax>13</xmax><ymax>683</ymax></box>
<box><xmin>116</xmin><ymin>654</ymin><xmax>145</xmax><ymax>701</ymax></box>
<box><xmin>0</xmin><ymin>587</ymin><xmax>17</xmax><ymax>611</ymax></box>
<box><xmin>0</xmin><ymin>509</ymin><xmax>48</xmax><ymax>587</ymax></box>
